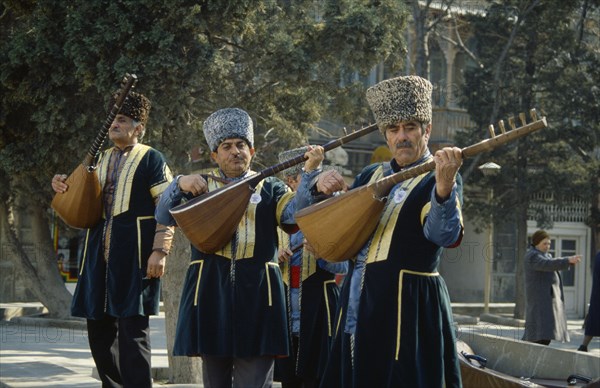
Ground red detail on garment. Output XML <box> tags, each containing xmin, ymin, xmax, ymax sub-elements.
<box><xmin>290</xmin><ymin>265</ymin><xmax>301</xmax><ymax>288</ymax></box>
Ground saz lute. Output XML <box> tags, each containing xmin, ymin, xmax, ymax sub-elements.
<box><xmin>51</xmin><ymin>74</ymin><xmax>138</xmax><ymax>229</ymax></box>
<box><xmin>296</xmin><ymin>109</ymin><xmax>547</xmax><ymax>262</ymax></box>
<box><xmin>169</xmin><ymin>122</ymin><xmax>380</xmax><ymax>254</ymax></box>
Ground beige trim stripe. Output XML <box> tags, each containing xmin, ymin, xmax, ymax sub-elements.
<box><xmin>79</xmin><ymin>229</ymin><xmax>91</xmax><ymax>276</ymax></box>
<box><xmin>113</xmin><ymin>144</ymin><xmax>151</xmax><ymax>216</ymax></box>
<box><xmin>396</xmin><ymin>269</ymin><xmax>439</xmax><ymax>360</ymax></box>
<box><xmin>335</xmin><ymin>307</ymin><xmax>344</xmax><ymax>337</ymax></box>
<box><xmin>211</xmin><ymin>171</ymin><xmax>263</xmax><ymax>260</ymax></box>
<box><xmin>323</xmin><ymin>280</ymin><xmax>336</xmax><ymax>337</ymax></box>
<box><xmin>136</xmin><ymin>216</ymin><xmax>154</xmax><ymax>269</ymax></box>
<box><xmin>190</xmin><ymin>260</ymin><xmax>204</xmax><ymax>306</ymax></box>
<box><xmin>366</xmin><ymin>173</ymin><xmax>427</xmax><ymax>264</ymax></box>
<box><xmin>265</xmin><ymin>262</ymin><xmax>279</xmax><ymax>307</ymax></box>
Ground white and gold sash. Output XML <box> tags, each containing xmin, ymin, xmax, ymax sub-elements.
<box><xmin>208</xmin><ymin>170</ymin><xmax>264</xmax><ymax>260</ymax></box>
<box><xmin>365</xmin><ymin>158</ymin><xmax>433</xmax><ymax>264</ymax></box>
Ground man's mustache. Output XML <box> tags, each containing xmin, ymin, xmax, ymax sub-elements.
<box><xmin>395</xmin><ymin>141</ymin><xmax>412</xmax><ymax>149</ymax></box>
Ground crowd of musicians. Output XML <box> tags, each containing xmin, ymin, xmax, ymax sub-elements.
<box><xmin>52</xmin><ymin>75</ymin><xmax>467</xmax><ymax>388</ymax></box>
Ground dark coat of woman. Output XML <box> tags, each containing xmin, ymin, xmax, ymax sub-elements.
<box><xmin>584</xmin><ymin>251</ymin><xmax>600</xmax><ymax>337</ymax></box>
<box><xmin>522</xmin><ymin>246</ymin><xmax>572</xmax><ymax>342</ymax></box>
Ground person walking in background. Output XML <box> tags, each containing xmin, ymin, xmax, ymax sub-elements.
<box><xmin>274</xmin><ymin>147</ymin><xmax>348</xmax><ymax>388</ymax></box>
<box><xmin>51</xmin><ymin>91</ymin><xmax>174</xmax><ymax>387</ymax></box>
<box><xmin>578</xmin><ymin>250</ymin><xmax>600</xmax><ymax>352</ymax></box>
<box><xmin>522</xmin><ymin>230</ymin><xmax>582</xmax><ymax>346</ymax></box>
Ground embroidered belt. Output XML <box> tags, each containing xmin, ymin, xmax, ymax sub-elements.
<box><xmin>290</xmin><ymin>265</ymin><xmax>301</xmax><ymax>288</ymax></box>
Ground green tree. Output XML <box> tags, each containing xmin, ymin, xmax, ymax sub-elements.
<box><xmin>1</xmin><ymin>0</ymin><xmax>408</xmax><ymax>382</ymax></box>
<box><xmin>457</xmin><ymin>0</ymin><xmax>600</xmax><ymax>318</ymax></box>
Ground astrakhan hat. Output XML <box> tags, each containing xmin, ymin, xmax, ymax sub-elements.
<box><xmin>110</xmin><ymin>91</ymin><xmax>151</xmax><ymax>125</ymax></box>
<box><xmin>278</xmin><ymin>146</ymin><xmax>309</xmax><ymax>177</ymax></box>
<box><xmin>366</xmin><ymin>75</ymin><xmax>433</xmax><ymax>132</ymax></box>
<box><xmin>203</xmin><ymin>108</ymin><xmax>254</xmax><ymax>152</ymax></box>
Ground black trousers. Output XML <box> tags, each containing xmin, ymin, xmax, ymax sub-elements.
<box><xmin>87</xmin><ymin>315</ymin><xmax>152</xmax><ymax>388</ymax></box>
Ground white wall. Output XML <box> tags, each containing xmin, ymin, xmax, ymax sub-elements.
<box><xmin>440</xmin><ymin>219</ymin><xmax>489</xmax><ymax>303</ymax></box>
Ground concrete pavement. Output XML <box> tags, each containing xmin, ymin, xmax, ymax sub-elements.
<box><xmin>0</xmin><ymin>312</ymin><xmax>173</xmax><ymax>387</ymax></box>
<box><xmin>0</xmin><ymin>304</ymin><xmax>598</xmax><ymax>387</ymax></box>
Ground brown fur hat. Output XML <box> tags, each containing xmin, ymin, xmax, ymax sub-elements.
<box><xmin>366</xmin><ymin>75</ymin><xmax>432</xmax><ymax>133</ymax></box>
<box><xmin>110</xmin><ymin>91</ymin><xmax>151</xmax><ymax>125</ymax></box>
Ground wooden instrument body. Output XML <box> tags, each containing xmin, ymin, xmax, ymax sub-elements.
<box><xmin>51</xmin><ymin>163</ymin><xmax>103</xmax><ymax>229</ymax></box>
<box><xmin>169</xmin><ymin>123</ymin><xmax>380</xmax><ymax>254</ymax></box>
<box><xmin>170</xmin><ymin>177</ymin><xmax>257</xmax><ymax>253</ymax></box>
<box><xmin>296</xmin><ymin>113</ymin><xmax>547</xmax><ymax>262</ymax></box>
<box><xmin>51</xmin><ymin>73</ymin><xmax>137</xmax><ymax>229</ymax></box>
<box><xmin>296</xmin><ymin>185</ymin><xmax>386</xmax><ymax>262</ymax></box>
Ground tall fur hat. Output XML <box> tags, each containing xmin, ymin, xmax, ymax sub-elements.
<box><xmin>278</xmin><ymin>146</ymin><xmax>309</xmax><ymax>177</ymax></box>
<box><xmin>110</xmin><ymin>91</ymin><xmax>151</xmax><ymax>125</ymax></box>
<box><xmin>203</xmin><ymin>108</ymin><xmax>254</xmax><ymax>152</ymax></box>
<box><xmin>366</xmin><ymin>75</ymin><xmax>433</xmax><ymax>133</ymax></box>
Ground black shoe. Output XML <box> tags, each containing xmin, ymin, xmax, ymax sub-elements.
<box><xmin>577</xmin><ymin>345</ymin><xmax>588</xmax><ymax>352</ymax></box>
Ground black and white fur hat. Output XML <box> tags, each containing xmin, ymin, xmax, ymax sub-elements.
<box><xmin>366</xmin><ymin>75</ymin><xmax>433</xmax><ymax>133</ymax></box>
<box><xmin>203</xmin><ymin>108</ymin><xmax>254</xmax><ymax>152</ymax></box>
<box><xmin>278</xmin><ymin>146</ymin><xmax>309</xmax><ymax>177</ymax></box>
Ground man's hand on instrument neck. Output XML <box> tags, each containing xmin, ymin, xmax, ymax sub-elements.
<box><xmin>303</xmin><ymin>145</ymin><xmax>325</xmax><ymax>172</ymax></box>
<box><xmin>434</xmin><ymin>147</ymin><xmax>462</xmax><ymax>201</ymax></box>
<box><xmin>302</xmin><ymin>145</ymin><xmax>347</xmax><ymax>195</ymax></box>
<box><xmin>177</xmin><ymin>174</ymin><xmax>208</xmax><ymax>196</ymax></box>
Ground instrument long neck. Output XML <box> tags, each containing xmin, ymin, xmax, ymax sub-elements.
<box><xmin>82</xmin><ymin>74</ymin><xmax>137</xmax><ymax>169</ymax></box>
<box><xmin>82</xmin><ymin>108</ymin><xmax>119</xmax><ymax>168</ymax></box>
<box><xmin>370</xmin><ymin>117</ymin><xmax>547</xmax><ymax>199</ymax></box>
<box><xmin>258</xmin><ymin>123</ymin><xmax>379</xmax><ymax>179</ymax></box>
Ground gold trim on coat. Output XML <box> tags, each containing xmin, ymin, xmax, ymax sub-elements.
<box><xmin>395</xmin><ymin>269</ymin><xmax>439</xmax><ymax>360</ymax></box>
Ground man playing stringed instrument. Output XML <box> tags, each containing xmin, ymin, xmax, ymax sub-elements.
<box><xmin>51</xmin><ymin>91</ymin><xmax>174</xmax><ymax>387</ymax></box>
<box><xmin>274</xmin><ymin>147</ymin><xmax>348</xmax><ymax>388</ymax></box>
<box><xmin>317</xmin><ymin>75</ymin><xmax>464</xmax><ymax>387</ymax></box>
<box><xmin>155</xmin><ymin>107</ymin><xmax>345</xmax><ymax>388</ymax></box>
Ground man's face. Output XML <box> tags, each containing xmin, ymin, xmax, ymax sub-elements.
<box><xmin>285</xmin><ymin>173</ymin><xmax>301</xmax><ymax>192</ymax></box>
<box><xmin>211</xmin><ymin>138</ymin><xmax>255</xmax><ymax>178</ymax></box>
<box><xmin>384</xmin><ymin>120</ymin><xmax>431</xmax><ymax>167</ymax></box>
<box><xmin>109</xmin><ymin>114</ymin><xmax>141</xmax><ymax>148</ymax></box>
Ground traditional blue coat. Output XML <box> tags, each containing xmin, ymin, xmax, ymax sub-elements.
<box><xmin>585</xmin><ymin>252</ymin><xmax>600</xmax><ymax>337</ymax></box>
<box><xmin>321</xmin><ymin>157</ymin><xmax>463</xmax><ymax>388</ymax></box>
<box><xmin>156</xmin><ymin>169</ymin><xmax>316</xmax><ymax>358</ymax></box>
<box><xmin>71</xmin><ymin>144</ymin><xmax>171</xmax><ymax>319</ymax></box>
<box><xmin>275</xmin><ymin>231</ymin><xmax>346</xmax><ymax>383</ymax></box>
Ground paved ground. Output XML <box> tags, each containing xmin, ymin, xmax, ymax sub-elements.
<box><xmin>0</xmin><ymin>305</ymin><xmax>598</xmax><ymax>387</ymax></box>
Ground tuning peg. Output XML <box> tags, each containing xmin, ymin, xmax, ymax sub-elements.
<box><xmin>530</xmin><ymin>108</ymin><xmax>538</xmax><ymax>121</ymax></box>
<box><xmin>488</xmin><ymin>124</ymin><xmax>496</xmax><ymax>138</ymax></box>
<box><xmin>343</xmin><ymin>127</ymin><xmax>348</xmax><ymax>135</ymax></box>
<box><xmin>498</xmin><ymin>120</ymin><xmax>506</xmax><ymax>134</ymax></box>
<box><xmin>508</xmin><ymin>116</ymin><xmax>516</xmax><ymax>130</ymax></box>
<box><xmin>519</xmin><ymin>112</ymin><xmax>526</xmax><ymax>126</ymax></box>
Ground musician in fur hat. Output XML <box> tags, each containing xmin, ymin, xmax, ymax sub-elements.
<box><xmin>315</xmin><ymin>75</ymin><xmax>465</xmax><ymax>387</ymax></box>
<box><xmin>52</xmin><ymin>90</ymin><xmax>174</xmax><ymax>387</ymax></box>
<box><xmin>155</xmin><ymin>108</ymin><xmax>345</xmax><ymax>388</ymax></box>
<box><xmin>274</xmin><ymin>147</ymin><xmax>348</xmax><ymax>388</ymax></box>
